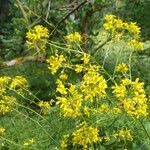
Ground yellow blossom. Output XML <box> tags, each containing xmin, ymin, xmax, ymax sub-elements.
<box><xmin>59</xmin><ymin>72</ymin><xmax>68</xmax><ymax>80</ymax></box>
<box><xmin>114</xmin><ymin>129</ymin><xmax>133</xmax><ymax>141</ymax></box>
<box><xmin>10</xmin><ymin>76</ymin><xmax>29</xmax><ymax>89</ymax></box>
<box><xmin>72</xmin><ymin>122</ymin><xmax>101</xmax><ymax>149</ymax></box>
<box><xmin>116</xmin><ymin>63</ymin><xmax>128</xmax><ymax>74</ymax></box>
<box><xmin>0</xmin><ymin>96</ymin><xmax>16</xmax><ymax>114</ymax></box>
<box><xmin>103</xmin><ymin>136</ymin><xmax>110</xmax><ymax>142</ymax></box>
<box><xmin>98</xmin><ymin>104</ymin><xmax>109</xmax><ymax>113</ymax></box>
<box><xmin>38</xmin><ymin>101</ymin><xmax>51</xmax><ymax>114</ymax></box>
<box><xmin>0</xmin><ymin>76</ymin><xmax>11</xmax><ymax>95</ymax></box>
<box><xmin>75</xmin><ymin>64</ymin><xmax>84</xmax><ymax>73</ymax></box>
<box><xmin>56</xmin><ymin>84</ymin><xmax>82</xmax><ymax>118</ymax></box>
<box><xmin>0</xmin><ymin>127</ymin><xmax>6</xmax><ymax>135</ymax></box>
<box><xmin>103</xmin><ymin>14</ymin><xmax>143</xmax><ymax>48</ymax></box>
<box><xmin>81</xmin><ymin>53</ymin><xmax>90</xmax><ymax>65</ymax></box>
<box><xmin>104</xmin><ymin>14</ymin><xmax>116</xmax><ymax>22</ymax></box>
<box><xmin>26</xmin><ymin>25</ymin><xmax>49</xmax><ymax>52</ymax></box>
<box><xmin>23</xmin><ymin>138</ymin><xmax>35</xmax><ymax>146</ymax></box>
<box><xmin>60</xmin><ymin>134</ymin><xmax>69</xmax><ymax>150</ymax></box>
<box><xmin>81</xmin><ymin>65</ymin><xmax>107</xmax><ymax>101</ymax></box>
<box><xmin>112</xmin><ymin>78</ymin><xmax>148</xmax><ymax>118</ymax></box>
<box><xmin>125</xmin><ymin>22</ymin><xmax>141</xmax><ymax>39</ymax></box>
<box><xmin>114</xmin><ymin>19</ymin><xmax>124</xmax><ymax>29</ymax></box>
<box><xmin>65</xmin><ymin>32</ymin><xmax>82</xmax><ymax>43</ymax></box>
<box><xmin>83</xmin><ymin>106</ymin><xmax>90</xmax><ymax>117</ymax></box>
<box><xmin>112</xmin><ymin>84</ymin><xmax>126</xmax><ymax>99</ymax></box>
<box><xmin>47</xmin><ymin>54</ymin><xmax>66</xmax><ymax>74</ymax></box>
<box><xmin>128</xmin><ymin>39</ymin><xmax>144</xmax><ymax>50</ymax></box>
<box><xmin>56</xmin><ymin>79</ymin><xmax>67</xmax><ymax>95</ymax></box>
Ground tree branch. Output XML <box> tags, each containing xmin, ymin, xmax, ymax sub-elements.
<box><xmin>0</xmin><ymin>56</ymin><xmax>46</xmax><ymax>69</ymax></box>
<box><xmin>50</xmin><ymin>0</ymin><xmax>88</xmax><ymax>35</ymax></box>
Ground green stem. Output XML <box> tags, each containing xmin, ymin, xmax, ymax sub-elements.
<box><xmin>139</xmin><ymin>120</ymin><xmax>150</xmax><ymax>140</ymax></box>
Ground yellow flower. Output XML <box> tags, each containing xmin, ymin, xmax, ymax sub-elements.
<box><xmin>56</xmin><ymin>84</ymin><xmax>82</xmax><ymax>118</ymax></box>
<box><xmin>0</xmin><ymin>76</ymin><xmax>11</xmax><ymax>95</ymax></box>
<box><xmin>98</xmin><ymin>104</ymin><xmax>109</xmax><ymax>113</ymax></box>
<box><xmin>125</xmin><ymin>22</ymin><xmax>141</xmax><ymax>39</ymax></box>
<box><xmin>59</xmin><ymin>71</ymin><xmax>68</xmax><ymax>80</ymax></box>
<box><xmin>47</xmin><ymin>54</ymin><xmax>66</xmax><ymax>74</ymax></box>
<box><xmin>0</xmin><ymin>96</ymin><xmax>16</xmax><ymax>114</ymax></box>
<box><xmin>65</xmin><ymin>32</ymin><xmax>82</xmax><ymax>48</ymax></box>
<box><xmin>128</xmin><ymin>39</ymin><xmax>144</xmax><ymax>50</ymax></box>
<box><xmin>0</xmin><ymin>127</ymin><xmax>6</xmax><ymax>136</ymax></box>
<box><xmin>114</xmin><ymin>19</ymin><xmax>124</xmax><ymax>29</ymax></box>
<box><xmin>10</xmin><ymin>76</ymin><xmax>29</xmax><ymax>89</ymax></box>
<box><xmin>114</xmin><ymin>129</ymin><xmax>133</xmax><ymax>141</ymax></box>
<box><xmin>26</xmin><ymin>25</ymin><xmax>49</xmax><ymax>52</ymax></box>
<box><xmin>104</xmin><ymin>14</ymin><xmax>116</xmax><ymax>22</ymax></box>
<box><xmin>72</xmin><ymin>122</ymin><xmax>101</xmax><ymax>149</ymax></box>
<box><xmin>38</xmin><ymin>101</ymin><xmax>51</xmax><ymax>114</ymax></box>
<box><xmin>56</xmin><ymin>79</ymin><xmax>67</xmax><ymax>95</ymax></box>
<box><xmin>60</xmin><ymin>134</ymin><xmax>69</xmax><ymax>150</ymax></box>
<box><xmin>112</xmin><ymin>84</ymin><xmax>126</xmax><ymax>99</ymax></box>
<box><xmin>83</xmin><ymin>106</ymin><xmax>90</xmax><ymax>117</ymax></box>
<box><xmin>9</xmin><ymin>76</ymin><xmax>29</xmax><ymax>95</ymax></box>
<box><xmin>65</xmin><ymin>32</ymin><xmax>82</xmax><ymax>43</ymax></box>
<box><xmin>116</xmin><ymin>63</ymin><xmax>128</xmax><ymax>74</ymax></box>
<box><xmin>23</xmin><ymin>138</ymin><xmax>35</xmax><ymax>146</ymax></box>
<box><xmin>103</xmin><ymin>14</ymin><xmax>143</xmax><ymax>46</ymax></box>
<box><xmin>81</xmin><ymin>53</ymin><xmax>90</xmax><ymax>65</ymax></box>
<box><xmin>81</xmin><ymin>65</ymin><xmax>107</xmax><ymax>101</ymax></box>
<box><xmin>103</xmin><ymin>15</ymin><xmax>123</xmax><ymax>31</ymax></box>
<box><xmin>75</xmin><ymin>64</ymin><xmax>84</xmax><ymax>73</ymax></box>
<box><xmin>112</xmin><ymin>78</ymin><xmax>148</xmax><ymax>118</ymax></box>
<box><xmin>103</xmin><ymin>136</ymin><xmax>110</xmax><ymax>142</ymax></box>
<box><xmin>103</xmin><ymin>22</ymin><xmax>114</xmax><ymax>31</ymax></box>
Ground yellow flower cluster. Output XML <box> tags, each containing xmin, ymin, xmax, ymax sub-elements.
<box><xmin>72</xmin><ymin>122</ymin><xmax>100</xmax><ymax>149</ymax></box>
<box><xmin>103</xmin><ymin>14</ymin><xmax>144</xmax><ymax>50</ymax></box>
<box><xmin>0</xmin><ymin>96</ymin><xmax>16</xmax><ymax>114</ymax></box>
<box><xmin>0</xmin><ymin>76</ymin><xmax>28</xmax><ymax>114</ymax></box>
<box><xmin>10</xmin><ymin>76</ymin><xmax>29</xmax><ymax>94</ymax></box>
<box><xmin>103</xmin><ymin>15</ymin><xmax>123</xmax><ymax>31</ymax></box>
<box><xmin>65</xmin><ymin>32</ymin><xmax>82</xmax><ymax>43</ymax></box>
<box><xmin>128</xmin><ymin>39</ymin><xmax>144</xmax><ymax>49</ymax></box>
<box><xmin>116</xmin><ymin>63</ymin><xmax>128</xmax><ymax>74</ymax></box>
<box><xmin>57</xmin><ymin>84</ymin><xmax>82</xmax><ymax>118</ymax></box>
<box><xmin>65</xmin><ymin>32</ymin><xmax>82</xmax><ymax>48</ymax></box>
<box><xmin>81</xmin><ymin>65</ymin><xmax>107</xmax><ymax>101</ymax></box>
<box><xmin>38</xmin><ymin>101</ymin><xmax>52</xmax><ymax>114</ymax></box>
<box><xmin>74</xmin><ymin>53</ymin><xmax>91</xmax><ymax>73</ymax></box>
<box><xmin>114</xmin><ymin>129</ymin><xmax>133</xmax><ymax>141</ymax></box>
<box><xmin>125</xmin><ymin>22</ymin><xmax>141</xmax><ymax>38</ymax></box>
<box><xmin>56</xmin><ymin>79</ymin><xmax>67</xmax><ymax>95</ymax></box>
<box><xmin>0</xmin><ymin>76</ymin><xmax>11</xmax><ymax>95</ymax></box>
<box><xmin>0</xmin><ymin>77</ymin><xmax>15</xmax><ymax>114</ymax></box>
<box><xmin>47</xmin><ymin>54</ymin><xmax>66</xmax><ymax>75</ymax></box>
<box><xmin>81</xmin><ymin>53</ymin><xmax>90</xmax><ymax>65</ymax></box>
<box><xmin>26</xmin><ymin>25</ymin><xmax>49</xmax><ymax>52</ymax></box>
<box><xmin>49</xmin><ymin>52</ymin><xmax>108</xmax><ymax>118</ymax></box>
<box><xmin>0</xmin><ymin>127</ymin><xmax>6</xmax><ymax>136</ymax></box>
<box><xmin>60</xmin><ymin>134</ymin><xmax>69</xmax><ymax>150</ymax></box>
<box><xmin>23</xmin><ymin>138</ymin><xmax>35</xmax><ymax>146</ymax></box>
<box><xmin>112</xmin><ymin>78</ymin><xmax>148</xmax><ymax>118</ymax></box>
<box><xmin>59</xmin><ymin>71</ymin><xmax>68</xmax><ymax>80</ymax></box>
<box><xmin>96</xmin><ymin>104</ymin><xmax>109</xmax><ymax>114</ymax></box>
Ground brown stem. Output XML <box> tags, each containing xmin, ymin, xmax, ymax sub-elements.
<box><xmin>50</xmin><ymin>0</ymin><xmax>88</xmax><ymax>35</ymax></box>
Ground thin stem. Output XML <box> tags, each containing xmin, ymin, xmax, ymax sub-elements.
<box><xmin>129</xmin><ymin>52</ymin><xmax>132</xmax><ymax>80</ymax></box>
<box><xmin>50</xmin><ymin>0</ymin><xmax>88</xmax><ymax>35</ymax></box>
<box><xmin>139</xmin><ymin>120</ymin><xmax>150</xmax><ymax>140</ymax></box>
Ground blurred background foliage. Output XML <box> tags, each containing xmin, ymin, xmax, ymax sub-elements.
<box><xmin>0</xmin><ymin>0</ymin><xmax>150</xmax><ymax>100</ymax></box>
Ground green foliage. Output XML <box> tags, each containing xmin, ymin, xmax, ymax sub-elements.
<box><xmin>0</xmin><ymin>0</ymin><xmax>150</xmax><ymax>149</ymax></box>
